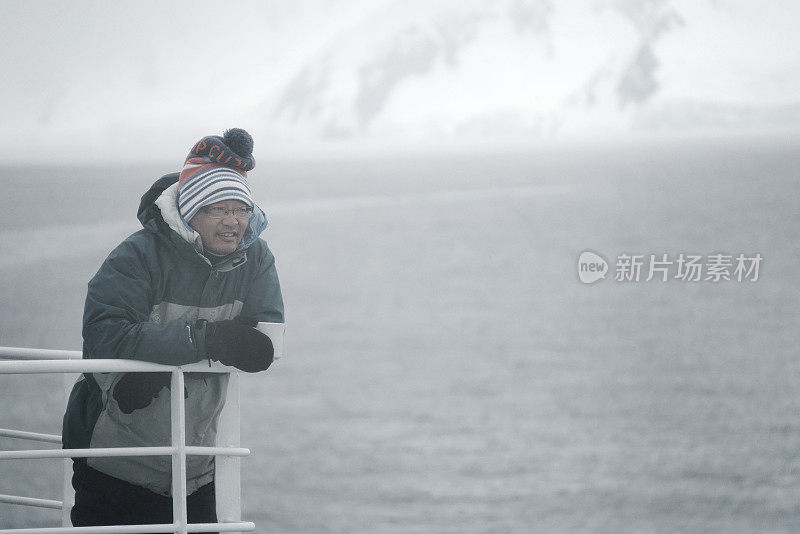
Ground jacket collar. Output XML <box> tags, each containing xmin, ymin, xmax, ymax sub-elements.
<box><xmin>155</xmin><ymin>182</ymin><xmax>203</xmax><ymax>251</ymax></box>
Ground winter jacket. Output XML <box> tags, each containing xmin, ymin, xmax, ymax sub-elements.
<box><xmin>62</xmin><ymin>173</ymin><xmax>284</xmax><ymax>496</ymax></box>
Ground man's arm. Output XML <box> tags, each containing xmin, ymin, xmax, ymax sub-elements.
<box><xmin>82</xmin><ymin>240</ymin><xmax>205</xmax><ymax>365</ymax></box>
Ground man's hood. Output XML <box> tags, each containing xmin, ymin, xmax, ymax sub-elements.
<box><xmin>137</xmin><ymin>173</ymin><xmax>269</xmax><ymax>254</ymax></box>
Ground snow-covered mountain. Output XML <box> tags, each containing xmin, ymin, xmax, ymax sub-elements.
<box><xmin>261</xmin><ymin>0</ymin><xmax>800</xmax><ymax>144</ymax></box>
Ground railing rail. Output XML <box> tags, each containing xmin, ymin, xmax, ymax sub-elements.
<box><xmin>0</xmin><ymin>347</ymin><xmax>79</xmax><ymax>361</ymax></box>
<box><xmin>0</xmin><ymin>346</ymin><xmax>252</xmax><ymax>534</ymax></box>
<box><xmin>0</xmin><ymin>495</ymin><xmax>63</xmax><ymax>511</ymax></box>
<box><xmin>0</xmin><ymin>523</ymin><xmax>255</xmax><ymax>533</ymax></box>
<box><xmin>0</xmin><ymin>429</ymin><xmax>62</xmax><ymax>444</ymax></box>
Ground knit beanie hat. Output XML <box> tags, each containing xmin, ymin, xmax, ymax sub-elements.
<box><xmin>177</xmin><ymin>128</ymin><xmax>256</xmax><ymax>223</ymax></box>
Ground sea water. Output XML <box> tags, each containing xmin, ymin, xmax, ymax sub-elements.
<box><xmin>1</xmin><ymin>138</ymin><xmax>799</xmax><ymax>532</ymax></box>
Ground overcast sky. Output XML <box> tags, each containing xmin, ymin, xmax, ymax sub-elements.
<box><xmin>1</xmin><ymin>0</ymin><xmax>798</xmax><ymax>163</ymax></box>
<box><xmin>0</xmin><ymin>0</ymin><xmax>392</xmax><ymax>162</ymax></box>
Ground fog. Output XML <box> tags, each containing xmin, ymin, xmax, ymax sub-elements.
<box><xmin>1</xmin><ymin>0</ymin><xmax>799</xmax><ymax>163</ymax></box>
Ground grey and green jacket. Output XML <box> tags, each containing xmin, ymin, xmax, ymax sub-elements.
<box><xmin>62</xmin><ymin>173</ymin><xmax>284</xmax><ymax>496</ymax></box>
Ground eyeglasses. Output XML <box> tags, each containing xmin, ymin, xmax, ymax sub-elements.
<box><xmin>201</xmin><ymin>206</ymin><xmax>254</xmax><ymax>220</ymax></box>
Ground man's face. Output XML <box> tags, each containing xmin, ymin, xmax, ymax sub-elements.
<box><xmin>189</xmin><ymin>200</ymin><xmax>250</xmax><ymax>255</ymax></box>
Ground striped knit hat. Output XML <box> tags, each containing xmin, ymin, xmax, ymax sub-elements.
<box><xmin>177</xmin><ymin>128</ymin><xmax>256</xmax><ymax>223</ymax></box>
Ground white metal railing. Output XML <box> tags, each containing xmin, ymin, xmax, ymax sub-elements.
<box><xmin>0</xmin><ymin>347</ymin><xmax>255</xmax><ymax>534</ymax></box>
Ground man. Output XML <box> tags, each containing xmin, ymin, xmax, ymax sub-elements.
<box><xmin>62</xmin><ymin>128</ymin><xmax>283</xmax><ymax>530</ymax></box>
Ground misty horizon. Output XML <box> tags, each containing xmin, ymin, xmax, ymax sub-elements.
<box><xmin>1</xmin><ymin>0</ymin><xmax>799</xmax><ymax>163</ymax></box>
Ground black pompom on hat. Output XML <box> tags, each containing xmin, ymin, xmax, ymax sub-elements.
<box><xmin>221</xmin><ymin>128</ymin><xmax>254</xmax><ymax>159</ymax></box>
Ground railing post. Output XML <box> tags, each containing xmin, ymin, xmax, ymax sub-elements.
<box><xmin>61</xmin><ymin>457</ymin><xmax>73</xmax><ymax>527</ymax></box>
<box><xmin>215</xmin><ymin>371</ymin><xmax>242</xmax><ymax>531</ymax></box>
<box><xmin>61</xmin><ymin>356</ymin><xmax>79</xmax><ymax>528</ymax></box>
<box><xmin>170</xmin><ymin>370</ymin><xmax>188</xmax><ymax>534</ymax></box>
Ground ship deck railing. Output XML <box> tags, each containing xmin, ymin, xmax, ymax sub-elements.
<box><xmin>0</xmin><ymin>346</ymin><xmax>254</xmax><ymax>534</ymax></box>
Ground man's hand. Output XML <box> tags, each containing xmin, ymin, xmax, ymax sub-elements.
<box><xmin>112</xmin><ymin>372</ymin><xmax>171</xmax><ymax>414</ymax></box>
<box><xmin>205</xmin><ymin>316</ymin><xmax>274</xmax><ymax>373</ymax></box>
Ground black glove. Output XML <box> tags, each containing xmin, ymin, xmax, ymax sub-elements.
<box><xmin>205</xmin><ymin>316</ymin><xmax>274</xmax><ymax>373</ymax></box>
<box><xmin>113</xmin><ymin>372</ymin><xmax>171</xmax><ymax>414</ymax></box>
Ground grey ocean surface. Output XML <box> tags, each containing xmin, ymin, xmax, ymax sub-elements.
<box><xmin>1</xmin><ymin>139</ymin><xmax>799</xmax><ymax>532</ymax></box>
